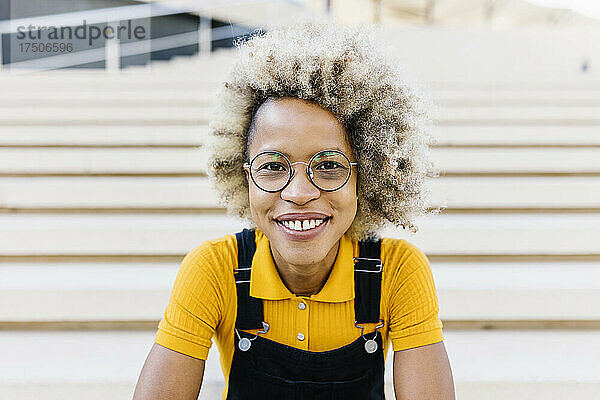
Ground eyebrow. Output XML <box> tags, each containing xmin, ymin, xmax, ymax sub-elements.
<box><xmin>257</xmin><ymin>147</ymin><xmax>349</xmax><ymax>158</ymax></box>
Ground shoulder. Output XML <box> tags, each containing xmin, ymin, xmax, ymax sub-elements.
<box><xmin>380</xmin><ymin>237</ymin><xmax>432</xmax><ymax>283</ymax></box>
<box><xmin>178</xmin><ymin>233</ymin><xmax>238</xmax><ymax>282</ymax></box>
<box><xmin>381</xmin><ymin>237</ymin><xmax>429</xmax><ymax>267</ymax></box>
<box><xmin>184</xmin><ymin>233</ymin><xmax>238</xmax><ymax>262</ymax></box>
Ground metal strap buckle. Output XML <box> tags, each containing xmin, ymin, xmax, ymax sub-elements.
<box><xmin>234</xmin><ymin>267</ymin><xmax>251</xmax><ymax>284</ymax></box>
<box><xmin>355</xmin><ymin>319</ymin><xmax>385</xmax><ymax>338</ymax></box>
<box><xmin>355</xmin><ymin>319</ymin><xmax>385</xmax><ymax>354</ymax></box>
<box><xmin>235</xmin><ymin>322</ymin><xmax>270</xmax><ymax>352</ymax></box>
<box><xmin>353</xmin><ymin>257</ymin><xmax>383</xmax><ymax>273</ymax></box>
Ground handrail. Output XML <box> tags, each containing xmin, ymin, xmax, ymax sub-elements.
<box><xmin>0</xmin><ymin>0</ymin><xmax>307</xmax><ymax>71</ymax></box>
<box><xmin>0</xmin><ymin>4</ymin><xmax>189</xmax><ymax>34</ymax></box>
<box><xmin>6</xmin><ymin>24</ymin><xmax>250</xmax><ymax>71</ymax></box>
<box><xmin>0</xmin><ymin>0</ymin><xmax>270</xmax><ymax>34</ymax></box>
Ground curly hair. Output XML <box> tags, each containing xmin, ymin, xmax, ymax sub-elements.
<box><xmin>207</xmin><ymin>20</ymin><xmax>438</xmax><ymax>241</ymax></box>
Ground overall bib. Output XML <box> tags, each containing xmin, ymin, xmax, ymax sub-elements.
<box><xmin>226</xmin><ymin>229</ymin><xmax>385</xmax><ymax>400</ymax></box>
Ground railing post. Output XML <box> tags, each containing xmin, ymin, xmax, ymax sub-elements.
<box><xmin>105</xmin><ymin>20</ymin><xmax>120</xmax><ymax>71</ymax></box>
<box><xmin>0</xmin><ymin>33</ymin><xmax>4</xmax><ymax>71</ymax></box>
<box><xmin>198</xmin><ymin>14</ymin><xmax>211</xmax><ymax>56</ymax></box>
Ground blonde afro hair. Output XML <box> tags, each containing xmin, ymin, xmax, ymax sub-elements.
<box><xmin>208</xmin><ymin>20</ymin><xmax>437</xmax><ymax>241</ymax></box>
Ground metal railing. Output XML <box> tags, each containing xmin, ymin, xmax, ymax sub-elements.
<box><xmin>0</xmin><ymin>0</ymin><xmax>305</xmax><ymax>72</ymax></box>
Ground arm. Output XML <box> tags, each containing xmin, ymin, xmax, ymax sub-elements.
<box><xmin>393</xmin><ymin>341</ymin><xmax>455</xmax><ymax>400</ymax></box>
<box><xmin>133</xmin><ymin>343</ymin><xmax>205</xmax><ymax>400</ymax></box>
<box><xmin>133</xmin><ymin>241</ymin><xmax>229</xmax><ymax>399</ymax></box>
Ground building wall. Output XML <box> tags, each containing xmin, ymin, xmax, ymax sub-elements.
<box><xmin>388</xmin><ymin>27</ymin><xmax>600</xmax><ymax>82</ymax></box>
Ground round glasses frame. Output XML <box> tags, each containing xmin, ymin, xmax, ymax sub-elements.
<box><xmin>243</xmin><ymin>149</ymin><xmax>358</xmax><ymax>193</ymax></box>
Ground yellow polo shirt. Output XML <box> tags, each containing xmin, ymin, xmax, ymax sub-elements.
<box><xmin>155</xmin><ymin>229</ymin><xmax>443</xmax><ymax>396</ymax></box>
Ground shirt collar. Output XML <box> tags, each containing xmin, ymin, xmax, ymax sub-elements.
<box><xmin>249</xmin><ymin>230</ymin><xmax>356</xmax><ymax>303</ymax></box>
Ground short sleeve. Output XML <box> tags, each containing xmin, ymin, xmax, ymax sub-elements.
<box><xmin>155</xmin><ymin>240</ymin><xmax>231</xmax><ymax>360</ymax></box>
<box><xmin>386</xmin><ymin>241</ymin><xmax>444</xmax><ymax>352</ymax></box>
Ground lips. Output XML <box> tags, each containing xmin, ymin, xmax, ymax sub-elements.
<box><xmin>275</xmin><ymin>212</ymin><xmax>331</xmax><ymax>221</ymax></box>
<box><xmin>274</xmin><ymin>213</ymin><xmax>331</xmax><ymax>241</ymax></box>
<box><xmin>277</xmin><ymin>217</ymin><xmax>330</xmax><ymax>231</ymax></box>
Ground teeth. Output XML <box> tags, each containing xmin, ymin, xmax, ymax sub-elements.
<box><xmin>280</xmin><ymin>219</ymin><xmax>326</xmax><ymax>231</ymax></box>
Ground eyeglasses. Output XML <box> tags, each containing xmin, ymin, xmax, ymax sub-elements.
<box><xmin>244</xmin><ymin>150</ymin><xmax>358</xmax><ymax>193</ymax></box>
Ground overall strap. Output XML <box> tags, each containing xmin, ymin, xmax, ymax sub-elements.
<box><xmin>234</xmin><ymin>228</ymin><xmax>264</xmax><ymax>330</ymax></box>
<box><xmin>354</xmin><ymin>238</ymin><xmax>383</xmax><ymax>324</ymax></box>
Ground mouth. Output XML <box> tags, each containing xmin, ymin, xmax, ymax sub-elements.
<box><xmin>273</xmin><ymin>216</ymin><xmax>331</xmax><ymax>240</ymax></box>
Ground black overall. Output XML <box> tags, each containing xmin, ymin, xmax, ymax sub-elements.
<box><xmin>226</xmin><ymin>229</ymin><xmax>385</xmax><ymax>400</ymax></box>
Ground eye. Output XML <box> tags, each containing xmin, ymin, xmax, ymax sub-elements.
<box><xmin>257</xmin><ymin>162</ymin><xmax>287</xmax><ymax>172</ymax></box>
<box><xmin>314</xmin><ymin>161</ymin><xmax>344</xmax><ymax>170</ymax></box>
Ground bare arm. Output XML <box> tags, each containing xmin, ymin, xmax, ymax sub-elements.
<box><xmin>133</xmin><ymin>343</ymin><xmax>206</xmax><ymax>400</ymax></box>
<box><xmin>393</xmin><ymin>341</ymin><xmax>455</xmax><ymax>400</ymax></box>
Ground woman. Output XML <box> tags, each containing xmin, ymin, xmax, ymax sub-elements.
<box><xmin>134</xmin><ymin>21</ymin><xmax>455</xmax><ymax>400</ymax></box>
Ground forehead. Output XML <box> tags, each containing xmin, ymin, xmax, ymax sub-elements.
<box><xmin>248</xmin><ymin>98</ymin><xmax>351</xmax><ymax>159</ymax></box>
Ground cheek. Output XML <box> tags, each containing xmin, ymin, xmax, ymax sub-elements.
<box><xmin>247</xmin><ymin>186</ymin><xmax>262</xmax><ymax>219</ymax></box>
<box><xmin>248</xmin><ymin>185</ymin><xmax>275</xmax><ymax>222</ymax></box>
<box><xmin>348</xmin><ymin>181</ymin><xmax>359</xmax><ymax>218</ymax></box>
<box><xmin>347</xmin><ymin>176</ymin><xmax>358</xmax><ymax>205</ymax></box>
<box><xmin>334</xmin><ymin>181</ymin><xmax>358</xmax><ymax>220</ymax></box>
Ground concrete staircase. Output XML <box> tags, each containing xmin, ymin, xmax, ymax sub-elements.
<box><xmin>1</xmin><ymin>42</ymin><xmax>600</xmax><ymax>399</ymax></box>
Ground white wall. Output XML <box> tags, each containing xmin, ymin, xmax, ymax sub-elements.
<box><xmin>387</xmin><ymin>28</ymin><xmax>600</xmax><ymax>83</ymax></box>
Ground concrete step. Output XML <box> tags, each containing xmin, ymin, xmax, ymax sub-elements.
<box><xmin>0</xmin><ymin>147</ymin><xmax>209</xmax><ymax>174</ymax></box>
<box><xmin>0</xmin><ymin>107</ymin><xmax>210</xmax><ymax>125</ymax></box>
<box><xmin>4</xmin><ymin>374</ymin><xmax>600</xmax><ymax>399</ymax></box>
<box><xmin>1</xmin><ymin>330</ymin><xmax>599</xmax><ymax>399</ymax></box>
<box><xmin>2</xmin><ymin>261</ymin><xmax>599</xmax><ymax>322</ymax></box>
<box><xmin>0</xmin><ymin>74</ymin><xmax>225</xmax><ymax>91</ymax></box>
<box><xmin>433</xmin><ymin>147</ymin><xmax>600</xmax><ymax>174</ymax></box>
<box><xmin>0</xmin><ymin>176</ymin><xmax>220</xmax><ymax>209</ymax></box>
<box><xmin>2</xmin><ymin>69</ymin><xmax>600</xmax><ymax>89</ymax></box>
<box><xmin>1</xmin><ymin>147</ymin><xmax>599</xmax><ymax>175</ymax></box>
<box><xmin>432</xmin><ymin>89</ymin><xmax>600</xmax><ymax>103</ymax></box>
<box><xmin>1</xmin><ymin>125</ymin><xmax>599</xmax><ymax>147</ymax></box>
<box><xmin>0</xmin><ymin>262</ymin><xmax>176</xmax><ymax>321</ymax></box>
<box><xmin>1</xmin><ymin>213</ymin><xmax>599</xmax><ymax>256</ymax></box>
<box><xmin>2</xmin><ymin>106</ymin><xmax>600</xmax><ymax>124</ymax></box>
<box><xmin>2</xmin><ymin>90</ymin><xmax>600</xmax><ymax>108</ymax></box>
<box><xmin>0</xmin><ymin>125</ymin><xmax>208</xmax><ymax>146</ymax></box>
<box><xmin>2</xmin><ymin>176</ymin><xmax>600</xmax><ymax>210</ymax></box>
<box><xmin>436</xmin><ymin>106</ymin><xmax>600</xmax><ymax>123</ymax></box>
<box><xmin>432</xmin><ymin>126</ymin><xmax>600</xmax><ymax>146</ymax></box>
<box><xmin>0</xmin><ymin>91</ymin><xmax>213</xmax><ymax>107</ymax></box>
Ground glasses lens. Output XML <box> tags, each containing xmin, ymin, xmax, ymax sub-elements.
<box><xmin>310</xmin><ymin>151</ymin><xmax>351</xmax><ymax>191</ymax></box>
<box><xmin>250</xmin><ymin>152</ymin><xmax>290</xmax><ymax>191</ymax></box>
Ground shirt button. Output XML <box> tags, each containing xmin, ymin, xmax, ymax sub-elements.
<box><xmin>297</xmin><ymin>333</ymin><xmax>305</xmax><ymax>341</ymax></box>
<box><xmin>298</xmin><ymin>302</ymin><xmax>306</xmax><ymax>310</ymax></box>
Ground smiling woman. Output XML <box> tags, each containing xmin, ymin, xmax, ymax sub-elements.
<box><xmin>210</xmin><ymin>22</ymin><xmax>437</xmax><ymax>240</ymax></box>
<box><xmin>243</xmin><ymin>98</ymin><xmax>359</xmax><ymax>296</ymax></box>
<box><xmin>133</xmin><ymin>20</ymin><xmax>454</xmax><ymax>400</ymax></box>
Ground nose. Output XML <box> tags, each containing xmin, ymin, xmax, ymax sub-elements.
<box><xmin>280</xmin><ymin>162</ymin><xmax>320</xmax><ymax>204</ymax></box>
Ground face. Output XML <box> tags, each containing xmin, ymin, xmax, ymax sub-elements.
<box><xmin>245</xmin><ymin>97</ymin><xmax>358</xmax><ymax>268</ymax></box>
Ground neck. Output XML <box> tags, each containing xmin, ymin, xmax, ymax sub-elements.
<box><xmin>270</xmin><ymin>241</ymin><xmax>340</xmax><ymax>296</ymax></box>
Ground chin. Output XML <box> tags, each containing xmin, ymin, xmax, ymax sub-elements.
<box><xmin>281</xmin><ymin>246</ymin><xmax>331</xmax><ymax>267</ymax></box>
<box><xmin>258</xmin><ymin>215</ymin><xmax>347</xmax><ymax>264</ymax></box>
<box><xmin>270</xmin><ymin>229</ymin><xmax>332</xmax><ymax>260</ymax></box>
